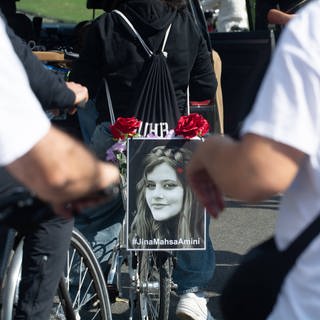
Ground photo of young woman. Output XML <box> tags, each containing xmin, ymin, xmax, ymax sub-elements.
<box><xmin>127</xmin><ymin>139</ymin><xmax>206</xmax><ymax>250</ymax></box>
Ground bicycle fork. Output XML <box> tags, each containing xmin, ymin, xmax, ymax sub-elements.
<box><xmin>1</xmin><ymin>239</ymin><xmax>23</xmax><ymax>320</ymax></box>
<box><xmin>107</xmin><ymin>246</ymin><xmax>137</xmax><ymax>320</ymax></box>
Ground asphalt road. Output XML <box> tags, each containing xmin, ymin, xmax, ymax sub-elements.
<box><xmin>207</xmin><ymin>196</ymin><xmax>279</xmax><ymax>320</ymax></box>
<box><xmin>110</xmin><ymin>195</ymin><xmax>280</xmax><ymax>320</ymax></box>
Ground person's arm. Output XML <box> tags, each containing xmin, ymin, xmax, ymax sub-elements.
<box><xmin>0</xmin><ymin>16</ymin><xmax>119</xmax><ymax>215</ymax></box>
<box><xmin>6</xmin><ymin>125</ymin><xmax>119</xmax><ymax>206</ymax></box>
<box><xmin>267</xmin><ymin>9</ymin><xmax>295</xmax><ymax>25</ymax></box>
<box><xmin>186</xmin><ymin>133</ymin><xmax>305</xmax><ymax>214</ymax></box>
<box><xmin>4</xmin><ymin>21</ymin><xmax>87</xmax><ymax>110</ymax></box>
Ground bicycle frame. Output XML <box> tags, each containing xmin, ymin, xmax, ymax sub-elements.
<box><xmin>107</xmin><ymin>214</ymin><xmax>137</xmax><ymax>320</ymax></box>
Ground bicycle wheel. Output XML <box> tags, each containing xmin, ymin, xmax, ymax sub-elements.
<box><xmin>137</xmin><ymin>251</ymin><xmax>173</xmax><ymax>320</ymax></box>
<box><xmin>51</xmin><ymin>228</ymin><xmax>112</xmax><ymax>320</ymax></box>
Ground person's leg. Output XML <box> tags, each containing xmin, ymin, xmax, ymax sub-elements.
<box><xmin>76</xmin><ymin>115</ymin><xmax>124</xmax><ymax>272</ymax></box>
<box><xmin>14</xmin><ymin>212</ymin><xmax>74</xmax><ymax>320</ymax></box>
<box><xmin>89</xmin><ymin>120</ymin><xmax>115</xmax><ymax>160</ymax></box>
<box><xmin>75</xmin><ymin>193</ymin><xmax>125</xmax><ymax>274</ymax></box>
<box><xmin>0</xmin><ymin>171</ymin><xmax>74</xmax><ymax>319</ymax></box>
<box><xmin>174</xmin><ymin>215</ymin><xmax>215</xmax><ymax>320</ymax></box>
<box><xmin>77</xmin><ymin>99</ymin><xmax>99</xmax><ymax>145</ymax></box>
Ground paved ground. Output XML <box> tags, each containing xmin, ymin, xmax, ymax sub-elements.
<box><xmin>207</xmin><ymin>196</ymin><xmax>279</xmax><ymax>320</ymax></box>
<box><xmin>110</xmin><ymin>196</ymin><xmax>280</xmax><ymax>319</ymax></box>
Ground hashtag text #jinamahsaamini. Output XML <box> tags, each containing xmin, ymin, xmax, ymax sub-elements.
<box><xmin>132</xmin><ymin>237</ymin><xmax>201</xmax><ymax>246</ymax></box>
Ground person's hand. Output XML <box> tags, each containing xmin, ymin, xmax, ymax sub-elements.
<box><xmin>187</xmin><ymin>167</ymin><xmax>224</xmax><ymax>218</ymax></box>
<box><xmin>186</xmin><ymin>142</ymin><xmax>224</xmax><ymax>218</ymax></box>
<box><xmin>66</xmin><ymin>81</ymin><xmax>89</xmax><ymax>114</ymax></box>
<box><xmin>53</xmin><ymin>162</ymin><xmax>120</xmax><ymax>217</ymax></box>
<box><xmin>53</xmin><ymin>185</ymin><xmax>120</xmax><ymax>217</ymax></box>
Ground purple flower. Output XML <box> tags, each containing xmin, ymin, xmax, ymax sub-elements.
<box><xmin>112</xmin><ymin>140</ymin><xmax>127</xmax><ymax>152</ymax></box>
<box><xmin>165</xmin><ymin>129</ymin><xmax>176</xmax><ymax>139</ymax></box>
<box><xmin>105</xmin><ymin>140</ymin><xmax>127</xmax><ymax>162</ymax></box>
<box><xmin>146</xmin><ymin>132</ymin><xmax>159</xmax><ymax>138</ymax></box>
<box><xmin>106</xmin><ymin>148</ymin><xmax>116</xmax><ymax>162</ymax></box>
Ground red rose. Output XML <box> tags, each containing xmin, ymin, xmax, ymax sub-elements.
<box><xmin>110</xmin><ymin>117</ymin><xmax>142</xmax><ymax>139</ymax></box>
<box><xmin>174</xmin><ymin>113</ymin><xmax>209</xmax><ymax>139</ymax></box>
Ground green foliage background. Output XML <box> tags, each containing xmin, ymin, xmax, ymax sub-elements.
<box><xmin>16</xmin><ymin>0</ymin><xmax>256</xmax><ymax>26</ymax></box>
<box><xmin>16</xmin><ymin>0</ymin><xmax>104</xmax><ymax>23</ymax></box>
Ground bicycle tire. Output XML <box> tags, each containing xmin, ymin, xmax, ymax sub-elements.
<box><xmin>51</xmin><ymin>228</ymin><xmax>112</xmax><ymax>320</ymax></box>
<box><xmin>137</xmin><ymin>251</ymin><xmax>173</xmax><ymax>320</ymax></box>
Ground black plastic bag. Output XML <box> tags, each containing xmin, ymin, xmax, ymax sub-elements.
<box><xmin>220</xmin><ymin>213</ymin><xmax>320</xmax><ymax>320</ymax></box>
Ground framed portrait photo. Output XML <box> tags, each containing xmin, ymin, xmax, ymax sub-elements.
<box><xmin>126</xmin><ymin>138</ymin><xmax>206</xmax><ymax>251</ymax></box>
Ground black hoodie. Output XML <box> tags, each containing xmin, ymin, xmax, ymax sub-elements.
<box><xmin>70</xmin><ymin>0</ymin><xmax>216</xmax><ymax>122</ymax></box>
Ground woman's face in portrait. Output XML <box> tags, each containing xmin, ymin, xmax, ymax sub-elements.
<box><xmin>145</xmin><ymin>162</ymin><xmax>184</xmax><ymax>221</ymax></box>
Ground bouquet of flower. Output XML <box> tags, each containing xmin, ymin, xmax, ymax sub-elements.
<box><xmin>105</xmin><ymin>113</ymin><xmax>210</xmax><ymax>176</ymax></box>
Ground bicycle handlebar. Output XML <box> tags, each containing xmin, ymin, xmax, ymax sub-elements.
<box><xmin>0</xmin><ymin>187</ymin><xmax>35</xmax><ymax>212</ymax></box>
<box><xmin>0</xmin><ymin>183</ymin><xmax>120</xmax><ymax>222</ymax></box>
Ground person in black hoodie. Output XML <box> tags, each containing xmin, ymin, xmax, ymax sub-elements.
<box><xmin>70</xmin><ymin>0</ymin><xmax>216</xmax><ymax>122</ymax></box>
<box><xmin>70</xmin><ymin>1</ymin><xmax>216</xmax><ymax>319</ymax></box>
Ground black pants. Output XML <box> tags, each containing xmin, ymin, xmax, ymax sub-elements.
<box><xmin>15</xmin><ymin>214</ymin><xmax>73</xmax><ymax>320</ymax></box>
<box><xmin>0</xmin><ymin>169</ymin><xmax>74</xmax><ymax>320</ymax></box>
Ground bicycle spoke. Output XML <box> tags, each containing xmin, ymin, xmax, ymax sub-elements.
<box><xmin>50</xmin><ymin>229</ymin><xmax>111</xmax><ymax>320</ymax></box>
<box><xmin>137</xmin><ymin>251</ymin><xmax>172</xmax><ymax>320</ymax></box>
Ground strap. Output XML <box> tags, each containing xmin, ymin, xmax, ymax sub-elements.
<box><xmin>284</xmin><ymin>212</ymin><xmax>320</xmax><ymax>264</ymax></box>
<box><xmin>113</xmin><ymin>10</ymin><xmax>172</xmax><ymax>57</ymax></box>
<box><xmin>186</xmin><ymin>86</ymin><xmax>190</xmax><ymax>115</ymax></box>
<box><xmin>103</xmin><ymin>78</ymin><xmax>116</xmax><ymax>124</ymax></box>
<box><xmin>161</xmin><ymin>23</ymin><xmax>172</xmax><ymax>54</ymax></box>
<box><xmin>287</xmin><ymin>0</ymin><xmax>308</xmax><ymax>13</ymax></box>
<box><xmin>113</xmin><ymin>10</ymin><xmax>153</xmax><ymax>58</ymax></box>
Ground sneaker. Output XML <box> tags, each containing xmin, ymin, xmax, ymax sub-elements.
<box><xmin>176</xmin><ymin>292</ymin><xmax>214</xmax><ymax>320</ymax></box>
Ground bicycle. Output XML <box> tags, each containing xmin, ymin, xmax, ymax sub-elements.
<box><xmin>0</xmin><ymin>186</ymin><xmax>176</xmax><ymax>320</ymax></box>
<box><xmin>105</xmin><ymin>221</ymin><xmax>176</xmax><ymax>320</ymax></box>
<box><xmin>0</xmin><ymin>187</ymin><xmax>112</xmax><ymax>320</ymax></box>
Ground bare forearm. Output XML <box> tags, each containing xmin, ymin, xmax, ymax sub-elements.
<box><xmin>190</xmin><ymin>134</ymin><xmax>303</xmax><ymax>202</ymax></box>
<box><xmin>7</xmin><ymin>126</ymin><xmax>119</xmax><ymax>204</ymax></box>
<box><xmin>194</xmin><ymin>136</ymin><xmax>268</xmax><ymax>201</ymax></box>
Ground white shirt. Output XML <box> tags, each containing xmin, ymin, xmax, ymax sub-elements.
<box><xmin>0</xmin><ymin>17</ymin><xmax>50</xmax><ymax>166</ymax></box>
<box><xmin>241</xmin><ymin>1</ymin><xmax>320</xmax><ymax>319</ymax></box>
